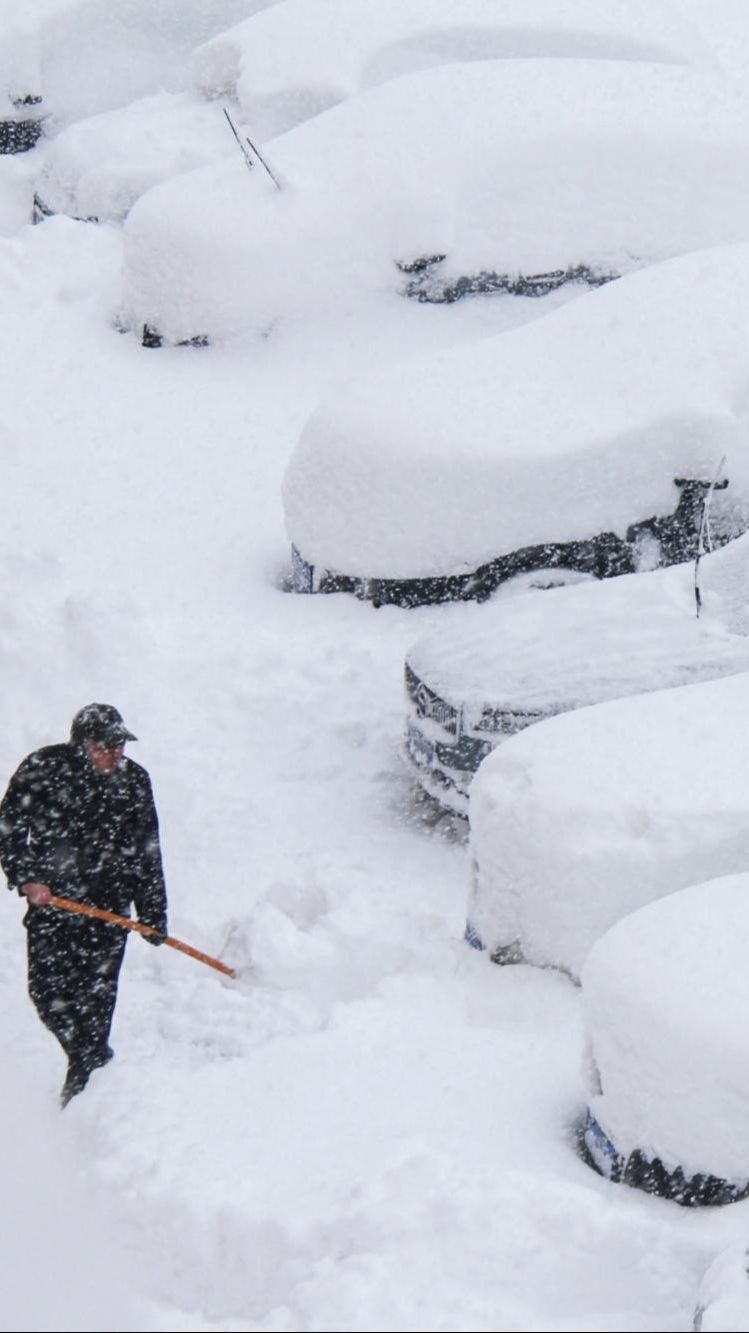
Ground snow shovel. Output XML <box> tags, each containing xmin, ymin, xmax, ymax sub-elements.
<box><xmin>47</xmin><ymin>894</ymin><xmax>236</xmax><ymax>978</ymax></box>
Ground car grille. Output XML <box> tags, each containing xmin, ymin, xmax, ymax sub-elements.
<box><xmin>473</xmin><ymin>706</ymin><xmax>546</xmax><ymax>735</ymax></box>
<box><xmin>437</xmin><ymin>733</ymin><xmax>492</xmax><ymax>772</ymax></box>
<box><xmin>405</xmin><ymin>663</ymin><xmax>459</xmax><ymax>735</ymax></box>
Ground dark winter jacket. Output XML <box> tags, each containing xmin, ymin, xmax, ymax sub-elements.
<box><xmin>0</xmin><ymin>743</ymin><xmax>168</xmax><ymax>932</ymax></box>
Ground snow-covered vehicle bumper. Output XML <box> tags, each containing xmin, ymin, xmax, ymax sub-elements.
<box><xmin>579</xmin><ymin>1108</ymin><xmax>749</xmax><ymax>1208</ymax></box>
<box><xmin>290</xmin><ymin>531</ymin><xmax>633</xmax><ymax>609</ymax></box>
<box><xmin>291</xmin><ymin>473</ymin><xmax>742</xmax><ymax>608</ymax></box>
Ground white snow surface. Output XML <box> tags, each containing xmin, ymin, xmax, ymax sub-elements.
<box><xmin>695</xmin><ymin>1241</ymin><xmax>749</xmax><ymax>1332</ymax></box>
<box><xmin>6</xmin><ymin>4</ymin><xmax>749</xmax><ymax>1332</ymax></box>
<box><xmin>285</xmin><ymin>243</ymin><xmax>749</xmax><ymax>578</ymax></box>
<box><xmin>192</xmin><ymin>0</ymin><xmax>711</xmax><ymax>141</ymax></box>
<box><xmin>123</xmin><ymin>59</ymin><xmax>749</xmax><ymax>346</ymax></box>
<box><xmin>405</xmin><ymin>534</ymin><xmax>749</xmax><ymax>714</ymax></box>
<box><xmin>0</xmin><ymin>0</ymin><xmax>266</xmax><ymax>128</ymax></box>
<box><xmin>469</xmin><ymin>668</ymin><xmax>749</xmax><ymax>979</ymax></box>
<box><xmin>582</xmin><ymin>874</ymin><xmax>749</xmax><ymax>1181</ymax></box>
<box><xmin>33</xmin><ymin>92</ymin><xmax>238</xmax><ymax>222</ymax></box>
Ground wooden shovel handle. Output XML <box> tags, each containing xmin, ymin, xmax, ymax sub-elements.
<box><xmin>47</xmin><ymin>894</ymin><xmax>236</xmax><ymax>978</ymax></box>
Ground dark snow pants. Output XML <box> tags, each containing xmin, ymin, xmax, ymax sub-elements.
<box><xmin>25</xmin><ymin>910</ymin><xmax>127</xmax><ymax>1069</ymax></box>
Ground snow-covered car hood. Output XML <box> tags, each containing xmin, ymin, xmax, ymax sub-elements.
<box><xmin>405</xmin><ymin>534</ymin><xmax>749</xmax><ymax>714</ymax></box>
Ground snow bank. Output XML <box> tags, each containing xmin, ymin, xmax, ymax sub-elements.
<box><xmin>193</xmin><ymin>0</ymin><xmax>709</xmax><ymax>141</ymax></box>
<box><xmin>0</xmin><ymin>1063</ymin><xmax>144</xmax><ymax>1331</ymax></box>
<box><xmin>123</xmin><ymin>60</ymin><xmax>749</xmax><ymax>346</ymax></box>
<box><xmin>285</xmin><ymin>242</ymin><xmax>749</xmax><ymax>579</ymax></box>
<box><xmin>34</xmin><ymin>92</ymin><xmax>236</xmax><ymax>222</ymax></box>
<box><xmin>468</xmin><ymin>668</ymin><xmax>749</xmax><ymax>978</ymax></box>
<box><xmin>582</xmin><ymin>874</ymin><xmax>749</xmax><ymax>1183</ymax></box>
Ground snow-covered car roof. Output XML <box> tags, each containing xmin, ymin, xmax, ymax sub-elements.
<box><xmin>406</xmin><ymin>533</ymin><xmax>749</xmax><ymax>717</ymax></box>
<box><xmin>33</xmin><ymin>92</ymin><xmax>237</xmax><ymax>223</ymax></box>
<box><xmin>581</xmin><ymin>873</ymin><xmax>749</xmax><ymax>1186</ymax></box>
<box><xmin>467</xmin><ymin>593</ymin><xmax>749</xmax><ymax>977</ymax></box>
<box><xmin>285</xmin><ymin>243</ymin><xmax>749</xmax><ymax>583</ymax></box>
<box><xmin>193</xmin><ymin>0</ymin><xmax>710</xmax><ymax>142</ymax></box>
<box><xmin>122</xmin><ymin>60</ymin><xmax>749</xmax><ymax>345</ymax></box>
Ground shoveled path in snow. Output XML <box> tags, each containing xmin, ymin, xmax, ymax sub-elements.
<box><xmin>0</xmin><ymin>208</ymin><xmax>747</xmax><ymax>1333</ymax></box>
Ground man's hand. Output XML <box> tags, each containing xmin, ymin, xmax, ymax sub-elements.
<box><xmin>22</xmin><ymin>882</ymin><xmax>53</xmax><ymax>907</ymax></box>
<box><xmin>142</xmin><ymin>925</ymin><xmax>167</xmax><ymax>946</ymax></box>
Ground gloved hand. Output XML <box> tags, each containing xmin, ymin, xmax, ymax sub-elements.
<box><xmin>142</xmin><ymin>925</ymin><xmax>167</xmax><ymax>946</ymax></box>
<box><xmin>22</xmin><ymin>881</ymin><xmax>53</xmax><ymax>907</ymax></box>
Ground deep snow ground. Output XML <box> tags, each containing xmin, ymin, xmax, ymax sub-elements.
<box><xmin>2</xmin><ymin>161</ymin><xmax>749</xmax><ymax>1333</ymax></box>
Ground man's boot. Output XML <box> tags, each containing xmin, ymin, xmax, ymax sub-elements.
<box><xmin>60</xmin><ymin>1059</ymin><xmax>90</xmax><ymax>1109</ymax></box>
<box><xmin>89</xmin><ymin>1044</ymin><xmax>114</xmax><ymax>1070</ymax></box>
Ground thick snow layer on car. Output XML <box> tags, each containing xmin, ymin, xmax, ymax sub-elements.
<box><xmin>33</xmin><ymin>92</ymin><xmax>237</xmax><ymax>222</ymax></box>
<box><xmin>123</xmin><ymin>60</ymin><xmax>749</xmax><ymax>346</ymax></box>
<box><xmin>581</xmin><ymin>874</ymin><xmax>749</xmax><ymax>1183</ymax></box>
<box><xmin>0</xmin><ymin>0</ymin><xmax>264</xmax><ymax>129</ymax></box>
<box><xmin>193</xmin><ymin>0</ymin><xmax>709</xmax><ymax>141</ymax></box>
<box><xmin>406</xmin><ymin>536</ymin><xmax>749</xmax><ymax>715</ymax></box>
<box><xmin>468</xmin><ymin>666</ymin><xmax>749</xmax><ymax>978</ymax></box>
<box><xmin>285</xmin><ymin>242</ymin><xmax>749</xmax><ymax>579</ymax></box>
<box><xmin>694</xmin><ymin>1243</ymin><xmax>749</xmax><ymax>1333</ymax></box>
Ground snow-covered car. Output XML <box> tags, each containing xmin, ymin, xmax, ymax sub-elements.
<box><xmin>404</xmin><ymin>524</ymin><xmax>749</xmax><ymax>815</ymax></box>
<box><xmin>193</xmin><ymin>0</ymin><xmax>709</xmax><ymax>143</ymax></box>
<box><xmin>32</xmin><ymin>92</ymin><xmax>238</xmax><ymax>224</ymax></box>
<box><xmin>121</xmin><ymin>60</ymin><xmax>749</xmax><ymax>346</ymax></box>
<box><xmin>466</xmin><ymin>579</ymin><xmax>749</xmax><ymax>976</ymax></box>
<box><xmin>285</xmin><ymin>243</ymin><xmax>749</xmax><ymax>608</ymax></box>
<box><xmin>579</xmin><ymin>874</ymin><xmax>749</xmax><ymax>1207</ymax></box>
<box><xmin>694</xmin><ymin>1243</ymin><xmax>749</xmax><ymax>1332</ymax></box>
<box><xmin>0</xmin><ymin>0</ymin><xmax>264</xmax><ymax>136</ymax></box>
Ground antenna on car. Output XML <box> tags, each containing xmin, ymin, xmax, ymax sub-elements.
<box><xmin>693</xmin><ymin>456</ymin><xmax>727</xmax><ymax>618</ymax></box>
<box><xmin>223</xmin><ymin>106</ymin><xmax>254</xmax><ymax>173</ymax></box>
<box><xmin>223</xmin><ymin>107</ymin><xmax>282</xmax><ymax>191</ymax></box>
